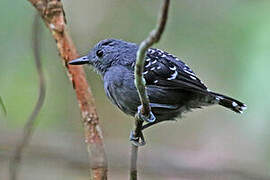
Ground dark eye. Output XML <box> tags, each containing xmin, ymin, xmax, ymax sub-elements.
<box><xmin>96</xmin><ymin>50</ymin><xmax>103</xmax><ymax>57</ymax></box>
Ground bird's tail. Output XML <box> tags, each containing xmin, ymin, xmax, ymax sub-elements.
<box><xmin>210</xmin><ymin>92</ymin><xmax>247</xmax><ymax>113</ymax></box>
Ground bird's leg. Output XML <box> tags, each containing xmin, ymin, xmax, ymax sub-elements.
<box><xmin>130</xmin><ymin>105</ymin><xmax>156</xmax><ymax>146</ymax></box>
<box><xmin>130</xmin><ymin>115</ymin><xmax>145</xmax><ymax>146</ymax></box>
<box><xmin>137</xmin><ymin>105</ymin><xmax>156</xmax><ymax>123</ymax></box>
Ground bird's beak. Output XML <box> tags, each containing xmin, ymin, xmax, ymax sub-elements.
<box><xmin>69</xmin><ymin>56</ymin><xmax>89</xmax><ymax>65</ymax></box>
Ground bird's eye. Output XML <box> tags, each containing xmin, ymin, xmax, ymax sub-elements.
<box><xmin>96</xmin><ymin>50</ymin><xmax>103</xmax><ymax>58</ymax></box>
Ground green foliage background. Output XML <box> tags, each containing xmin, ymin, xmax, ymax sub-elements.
<box><xmin>0</xmin><ymin>0</ymin><xmax>270</xmax><ymax>179</ymax></box>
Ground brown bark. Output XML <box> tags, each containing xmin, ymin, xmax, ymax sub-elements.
<box><xmin>27</xmin><ymin>0</ymin><xmax>108</xmax><ymax>179</ymax></box>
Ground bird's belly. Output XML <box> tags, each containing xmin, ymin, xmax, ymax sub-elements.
<box><xmin>104</xmin><ymin>79</ymin><xmax>213</xmax><ymax>121</ymax></box>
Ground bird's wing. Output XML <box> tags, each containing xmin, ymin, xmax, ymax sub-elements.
<box><xmin>142</xmin><ymin>48</ymin><xmax>208</xmax><ymax>92</ymax></box>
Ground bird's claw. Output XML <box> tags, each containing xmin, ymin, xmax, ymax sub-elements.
<box><xmin>129</xmin><ymin>131</ymin><xmax>146</xmax><ymax>146</ymax></box>
<box><xmin>137</xmin><ymin>105</ymin><xmax>156</xmax><ymax>123</ymax></box>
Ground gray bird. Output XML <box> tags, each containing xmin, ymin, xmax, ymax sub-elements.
<box><xmin>69</xmin><ymin>39</ymin><xmax>246</xmax><ymax>145</ymax></box>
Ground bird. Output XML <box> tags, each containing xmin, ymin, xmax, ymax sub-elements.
<box><xmin>69</xmin><ymin>38</ymin><xmax>247</xmax><ymax>145</ymax></box>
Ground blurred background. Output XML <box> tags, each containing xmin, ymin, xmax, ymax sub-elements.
<box><xmin>1</xmin><ymin>0</ymin><xmax>270</xmax><ymax>179</ymax></box>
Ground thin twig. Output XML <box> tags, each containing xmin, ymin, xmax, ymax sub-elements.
<box><xmin>26</xmin><ymin>0</ymin><xmax>108</xmax><ymax>179</ymax></box>
<box><xmin>134</xmin><ymin>0</ymin><xmax>170</xmax><ymax>116</ymax></box>
<box><xmin>0</xmin><ymin>96</ymin><xmax>7</xmax><ymax>115</ymax></box>
<box><xmin>9</xmin><ymin>13</ymin><xmax>46</xmax><ymax>180</ymax></box>
<box><xmin>131</xmin><ymin>0</ymin><xmax>170</xmax><ymax>179</ymax></box>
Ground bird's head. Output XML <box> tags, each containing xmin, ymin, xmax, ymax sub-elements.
<box><xmin>69</xmin><ymin>39</ymin><xmax>137</xmax><ymax>75</ymax></box>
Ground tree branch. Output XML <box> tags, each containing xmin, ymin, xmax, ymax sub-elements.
<box><xmin>134</xmin><ymin>0</ymin><xmax>170</xmax><ymax>116</ymax></box>
<box><xmin>9</xmin><ymin>13</ymin><xmax>46</xmax><ymax>180</ymax></box>
<box><xmin>26</xmin><ymin>0</ymin><xmax>108</xmax><ymax>179</ymax></box>
<box><xmin>0</xmin><ymin>96</ymin><xmax>7</xmax><ymax>115</ymax></box>
<box><xmin>131</xmin><ymin>0</ymin><xmax>170</xmax><ymax>179</ymax></box>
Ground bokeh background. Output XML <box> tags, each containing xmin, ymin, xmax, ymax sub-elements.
<box><xmin>1</xmin><ymin>0</ymin><xmax>270</xmax><ymax>179</ymax></box>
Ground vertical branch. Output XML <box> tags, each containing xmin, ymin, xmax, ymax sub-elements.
<box><xmin>0</xmin><ymin>96</ymin><xmax>7</xmax><ymax>115</ymax></box>
<box><xmin>26</xmin><ymin>0</ymin><xmax>108</xmax><ymax>179</ymax></box>
<box><xmin>9</xmin><ymin>13</ymin><xmax>46</xmax><ymax>180</ymax></box>
<box><xmin>130</xmin><ymin>143</ymin><xmax>138</xmax><ymax>179</ymax></box>
<box><xmin>134</xmin><ymin>0</ymin><xmax>170</xmax><ymax>116</ymax></box>
<box><xmin>131</xmin><ymin>0</ymin><xmax>170</xmax><ymax>179</ymax></box>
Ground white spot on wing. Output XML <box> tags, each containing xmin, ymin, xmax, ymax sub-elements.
<box><xmin>157</xmin><ymin>66</ymin><xmax>161</xmax><ymax>70</ymax></box>
<box><xmin>154</xmin><ymin>80</ymin><xmax>158</xmax><ymax>83</ymax></box>
<box><xmin>169</xmin><ymin>66</ymin><xmax>176</xmax><ymax>71</ymax></box>
<box><xmin>184</xmin><ymin>69</ymin><xmax>195</xmax><ymax>75</ymax></box>
<box><xmin>167</xmin><ymin>71</ymin><xmax>178</xmax><ymax>80</ymax></box>
<box><xmin>148</xmin><ymin>49</ymin><xmax>155</xmax><ymax>54</ymax></box>
<box><xmin>232</xmin><ymin>102</ymin><xmax>238</xmax><ymax>107</ymax></box>
<box><xmin>240</xmin><ymin>105</ymin><xmax>247</xmax><ymax>111</ymax></box>
<box><xmin>145</xmin><ymin>62</ymin><xmax>151</xmax><ymax>68</ymax></box>
<box><xmin>216</xmin><ymin>96</ymin><xmax>224</xmax><ymax>102</ymax></box>
<box><xmin>150</xmin><ymin>67</ymin><xmax>156</xmax><ymax>71</ymax></box>
<box><xmin>143</xmin><ymin>71</ymin><xmax>148</xmax><ymax>75</ymax></box>
<box><xmin>190</xmin><ymin>75</ymin><xmax>197</xmax><ymax>80</ymax></box>
<box><xmin>152</xmin><ymin>60</ymin><xmax>157</xmax><ymax>64</ymax></box>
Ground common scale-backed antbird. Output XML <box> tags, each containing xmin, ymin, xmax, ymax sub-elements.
<box><xmin>69</xmin><ymin>39</ymin><xmax>246</xmax><ymax>146</ymax></box>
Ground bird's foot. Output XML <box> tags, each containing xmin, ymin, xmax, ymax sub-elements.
<box><xmin>137</xmin><ymin>105</ymin><xmax>156</xmax><ymax>123</ymax></box>
<box><xmin>129</xmin><ymin>130</ymin><xmax>146</xmax><ymax>146</ymax></box>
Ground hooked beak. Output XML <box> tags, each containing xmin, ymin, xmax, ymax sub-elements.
<box><xmin>69</xmin><ymin>56</ymin><xmax>89</xmax><ymax>65</ymax></box>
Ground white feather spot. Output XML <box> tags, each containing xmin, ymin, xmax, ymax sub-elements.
<box><xmin>219</xmin><ymin>96</ymin><xmax>224</xmax><ymax>100</ymax></box>
<box><xmin>200</xmin><ymin>80</ymin><xmax>205</xmax><ymax>85</ymax></box>
<box><xmin>157</xmin><ymin>66</ymin><xmax>161</xmax><ymax>70</ymax></box>
<box><xmin>169</xmin><ymin>66</ymin><xmax>176</xmax><ymax>71</ymax></box>
<box><xmin>162</xmin><ymin>54</ymin><xmax>167</xmax><ymax>58</ymax></box>
<box><xmin>151</xmin><ymin>50</ymin><xmax>156</xmax><ymax>54</ymax></box>
<box><xmin>240</xmin><ymin>105</ymin><xmax>247</xmax><ymax>111</ymax></box>
<box><xmin>232</xmin><ymin>102</ymin><xmax>238</xmax><ymax>107</ymax></box>
<box><xmin>175</xmin><ymin>58</ymin><xmax>180</xmax><ymax>61</ymax></box>
<box><xmin>145</xmin><ymin>62</ymin><xmax>151</xmax><ymax>68</ymax></box>
<box><xmin>142</xmin><ymin>71</ymin><xmax>148</xmax><ymax>75</ymax></box>
<box><xmin>167</xmin><ymin>71</ymin><xmax>178</xmax><ymax>80</ymax></box>
<box><xmin>152</xmin><ymin>60</ymin><xmax>157</xmax><ymax>64</ymax></box>
<box><xmin>154</xmin><ymin>80</ymin><xmax>158</xmax><ymax>83</ymax></box>
<box><xmin>150</xmin><ymin>67</ymin><xmax>156</xmax><ymax>71</ymax></box>
<box><xmin>146</xmin><ymin>58</ymin><xmax>151</xmax><ymax>62</ymax></box>
<box><xmin>184</xmin><ymin>70</ymin><xmax>195</xmax><ymax>75</ymax></box>
<box><xmin>190</xmin><ymin>75</ymin><xmax>197</xmax><ymax>80</ymax></box>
